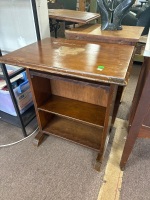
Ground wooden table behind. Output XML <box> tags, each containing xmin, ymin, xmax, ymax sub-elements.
<box><xmin>49</xmin><ymin>9</ymin><xmax>100</xmax><ymax>23</ymax></box>
<box><xmin>65</xmin><ymin>24</ymin><xmax>144</xmax><ymax>45</ymax></box>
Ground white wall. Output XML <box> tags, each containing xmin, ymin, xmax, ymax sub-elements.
<box><xmin>0</xmin><ymin>0</ymin><xmax>50</xmax><ymax>53</ymax></box>
<box><xmin>36</xmin><ymin>0</ymin><xmax>50</xmax><ymax>39</ymax></box>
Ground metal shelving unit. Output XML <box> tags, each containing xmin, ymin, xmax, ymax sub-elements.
<box><xmin>0</xmin><ymin>50</ymin><xmax>35</xmax><ymax>137</ymax></box>
<box><xmin>0</xmin><ymin>0</ymin><xmax>41</xmax><ymax>137</ymax></box>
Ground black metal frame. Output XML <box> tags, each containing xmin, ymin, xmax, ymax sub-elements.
<box><xmin>31</xmin><ymin>0</ymin><xmax>41</xmax><ymax>41</ymax></box>
<box><xmin>0</xmin><ymin>60</ymin><xmax>27</xmax><ymax>137</ymax></box>
<box><xmin>0</xmin><ymin>0</ymin><xmax>41</xmax><ymax>137</ymax></box>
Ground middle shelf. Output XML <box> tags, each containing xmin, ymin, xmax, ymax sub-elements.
<box><xmin>38</xmin><ymin>95</ymin><xmax>106</xmax><ymax>128</ymax></box>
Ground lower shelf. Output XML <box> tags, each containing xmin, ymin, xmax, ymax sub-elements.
<box><xmin>43</xmin><ymin>116</ymin><xmax>103</xmax><ymax>150</ymax></box>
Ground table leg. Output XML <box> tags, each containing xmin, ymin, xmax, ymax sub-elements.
<box><xmin>94</xmin><ymin>153</ymin><xmax>103</xmax><ymax>171</ymax></box>
<box><xmin>112</xmin><ymin>86</ymin><xmax>124</xmax><ymax>125</ymax></box>
<box><xmin>33</xmin><ymin>131</ymin><xmax>46</xmax><ymax>146</ymax></box>
<box><xmin>120</xmin><ymin>125</ymin><xmax>139</xmax><ymax>170</ymax></box>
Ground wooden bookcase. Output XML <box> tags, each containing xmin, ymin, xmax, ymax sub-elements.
<box><xmin>29</xmin><ymin>70</ymin><xmax>111</xmax><ymax>151</ymax></box>
<box><xmin>0</xmin><ymin>38</ymin><xmax>135</xmax><ymax>170</ymax></box>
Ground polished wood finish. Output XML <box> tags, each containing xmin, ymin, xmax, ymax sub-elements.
<box><xmin>120</xmin><ymin>31</ymin><xmax>150</xmax><ymax>170</ymax></box>
<box><xmin>65</xmin><ymin>25</ymin><xmax>143</xmax><ymax>128</ymax></box>
<box><xmin>0</xmin><ymin>38</ymin><xmax>134</xmax><ymax>85</ymax></box>
<box><xmin>0</xmin><ymin>38</ymin><xmax>134</xmax><ymax>170</ymax></box>
<box><xmin>39</xmin><ymin>95</ymin><xmax>106</xmax><ymax>127</ymax></box>
<box><xmin>43</xmin><ymin>115</ymin><xmax>103</xmax><ymax>150</ymax></box>
<box><xmin>48</xmin><ymin>9</ymin><xmax>100</xmax><ymax>23</ymax></box>
<box><xmin>65</xmin><ymin>24</ymin><xmax>144</xmax><ymax>45</ymax></box>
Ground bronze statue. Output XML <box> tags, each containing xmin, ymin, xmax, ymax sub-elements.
<box><xmin>97</xmin><ymin>0</ymin><xmax>135</xmax><ymax>30</ymax></box>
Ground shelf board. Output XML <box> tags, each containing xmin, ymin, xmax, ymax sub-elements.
<box><xmin>39</xmin><ymin>95</ymin><xmax>106</xmax><ymax>127</ymax></box>
<box><xmin>43</xmin><ymin>116</ymin><xmax>102</xmax><ymax>150</ymax></box>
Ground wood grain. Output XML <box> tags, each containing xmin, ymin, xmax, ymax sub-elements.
<box><xmin>0</xmin><ymin>38</ymin><xmax>134</xmax><ymax>85</ymax></box>
<box><xmin>65</xmin><ymin>24</ymin><xmax>144</xmax><ymax>45</ymax></box>
<box><xmin>48</xmin><ymin>9</ymin><xmax>100</xmax><ymax>23</ymax></box>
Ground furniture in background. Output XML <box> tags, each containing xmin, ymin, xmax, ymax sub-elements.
<box><xmin>0</xmin><ymin>37</ymin><xmax>135</xmax><ymax>171</ymax></box>
<box><xmin>0</xmin><ymin>50</ymin><xmax>35</xmax><ymax>137</ymax></box>
<box><xmin>47</xmin><ymin>2</ymin><xmax>64</xmax><ymax>38</ymax></box>
<box><xmin>122</xmin><ymin>5</ymin><xmax>150</xmax><ymax>35</ymax></box>
<box><xmin>57</xmin><ymin>0</ymin><xmax>77</xmax><ymax>10</ymax></box>
<box><xmin>139</xmin><ymin>0</ymin><xmax>148</xmax><ymax>7</ymax></box>
<box><xmin>48</xmin><ymin>9</ymin><xmax>100</xmax><ymax>37</ymax></box>
<box><xmin>120</xmin><ymin>31</ymin><xmax>150</xmax><ymax>170</ymax></box>
<box><xmin>48</xmin><ymin>0</ymin><xmax>79</xmax><ymax>37</ymax></box>
<box><xmin>65</xmin><ymin>24</ymin><xmax>143</xmax><ymax>45</ymax></box>
<box><xmin>131</xmin><ymin>0</ymin><xmax>149</xmax><ymax>12</ymax></box>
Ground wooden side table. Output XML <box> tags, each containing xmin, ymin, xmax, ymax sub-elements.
<box><xmin>0</xmin><ymin>38</ymin><xmax>134</xmax><ymax>171</ymax></box>
<box><xmin>49</xmin><ymin>9</ymin><xmax>100</xmax><ymax>38</ymax></box>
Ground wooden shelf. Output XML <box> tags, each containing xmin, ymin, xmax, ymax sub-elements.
<box><xmin>43</xmin><ymin>115</ymin><xmax>102</xmax><ymax>150</ymax></box>
<box><xmin>39</xmin><ymin>95</ymin><xmax>106</xmax><ymax>128</ymax></box>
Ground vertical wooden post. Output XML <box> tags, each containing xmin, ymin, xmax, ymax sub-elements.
<box><xmin>79</xmin><ymin>0</ymin><xmax>86</xmax><ymax>11</ymax></box>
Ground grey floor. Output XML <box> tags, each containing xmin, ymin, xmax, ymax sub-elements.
<box><xmin>118</xmin><ymin>63</ymin><xmax>150</xmax><ymax>200</ymax></box>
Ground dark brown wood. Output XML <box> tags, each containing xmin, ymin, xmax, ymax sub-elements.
<box><xmin>65</xmin><ymin>24</ymin><xmax>143</xmax><ymax>126</ymax></box>
<box><xmin>0</xmin><ymin>38</ymin><xmax>134</xmax><ymax>170</ymax></box>
<box><xmin>95</xmin><ymin>84</ymin><xmax>118</xmax><ymax>170</ymax></box>
<box><xmin>50</xmin><ymin>78</ymin><xmax>109</xmax><ymax>107</ymax></box>
<box><xmin>0</xmin><ymin>38</ymin><xmax>134</xmax><ymax>85</ymax></box>
<box><xmin>39</xmin><ymin>95</ymin><xmax>106</xmax><ymax>127</ymax></box>
<box><xmin>33</xmin><ymin>131</ymin><xmax>45</xmax><ymax>146</ymax></box>
<box><xmin>65</xmin><ymin>24</ymin><xmax>144</xmax><ymax>45</ymax></box>
<box><xmin>43</xmin><ymin>115</ymin><xmax>102</xmax><ymax>150</ymax></box>
<box><xmin>120</xmin><ymin>31</ymin><xmax>150</xmax><ymax>170</ymax></box>
<box><xmin>48</xmin><ymin>9</ymin><xmax>100</xmax><ymax>24</ymax></box>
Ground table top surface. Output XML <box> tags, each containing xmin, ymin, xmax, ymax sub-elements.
<box><xmin>48</xmin><ymin>9</ymin><xmax>100</xmax><ymax>23</ymax></box>
<box><xmin>0</xmin><ymin>38</ymin><xmax>134</xmax><ymax>85</ymax></box>
<box><xmin>65</xmin><ymin>24</ymin><xmax>144</xmax><ymax>45</ymax></box>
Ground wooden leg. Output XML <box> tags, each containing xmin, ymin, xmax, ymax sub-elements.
<box><xmin>33</xmin><ymin>131</ymin><xmax>45</xmax><ymax>146</ymax></box>
<box><xmin>112</xmin><ymin>86</ymin><xmax>124</xmax><ymax>125</ymax></box>
<box><xmin>94</xmin><ymin>153</ymin><xmax>103</xmax><ymax>171</ymax></box>
<box><xmin>120</xmin><ymin>127</ymin><xmax>138</xmax><ymax>171</ymax></box>
<box><xmin>120</xmin><ymin>66</ymin><xmax>150</xmax><ymax>170</ymax></box>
